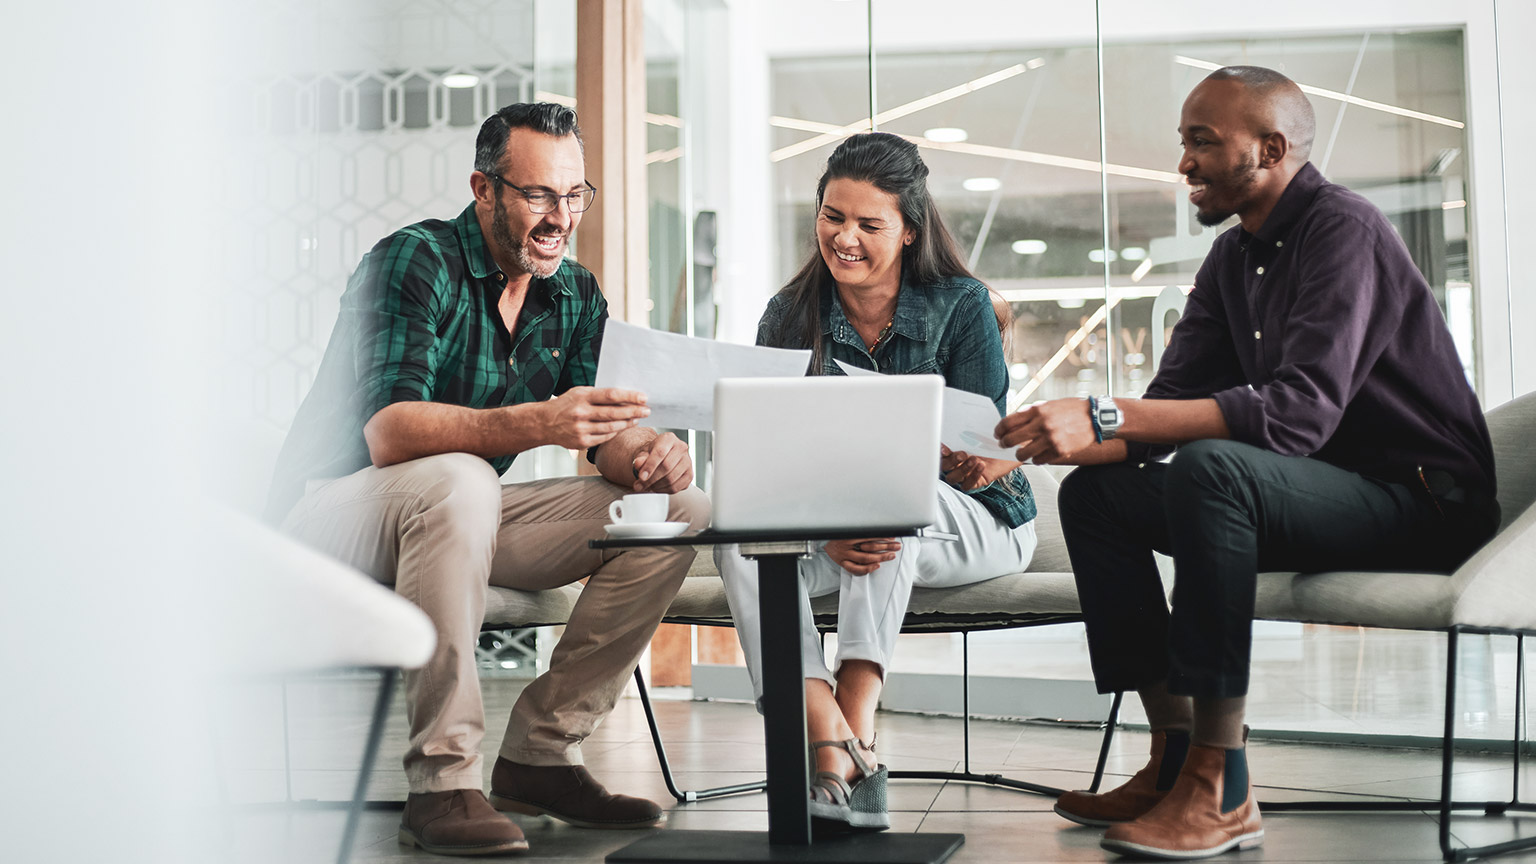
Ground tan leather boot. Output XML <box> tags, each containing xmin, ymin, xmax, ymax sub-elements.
<box><xmin>1054</xmin><ymin>729</ymin><xmax>1188</xmax><ymax>826</ymax></box>
<box><xmin>398</xmin><ymin>789</ymin><xmax>529</xmax><ymax>856</ymax></box>
<box><xmin>1100</xmin><ymin>742</ymin><xmax>1263</xmax><ymax>860</ymax></box>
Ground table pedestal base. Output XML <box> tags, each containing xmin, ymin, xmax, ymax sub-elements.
<box><xmin>606</xmin><ymin>829</ymin><xmax>964</xmax><ymax>864</ymax></box>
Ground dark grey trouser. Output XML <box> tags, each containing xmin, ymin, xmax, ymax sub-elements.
<box><xmin>1059</xmin><ymin>439</ymin><xmax>1495</xmax><ymax>698</ymax></box>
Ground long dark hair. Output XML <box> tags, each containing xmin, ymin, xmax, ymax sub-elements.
<box><xmin>768</xmin><ymin>133</ymin><xmax>1002</xmax><ymax>370</ymax></box>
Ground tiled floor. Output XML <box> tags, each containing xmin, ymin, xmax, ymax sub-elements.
<box><xmin>219</xmin><ymin>657</ymin><xmax>1536</xmax><ymax>864</ymax></box>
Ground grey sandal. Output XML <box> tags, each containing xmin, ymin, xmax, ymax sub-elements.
<box><xmin>807</xmin><ymin>738</ymin><xmax>890</xmax><ymax>831</ymax></box>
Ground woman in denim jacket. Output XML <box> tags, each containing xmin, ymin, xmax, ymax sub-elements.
<box><xmin>715</xmin><ymin>133</ymin><xmax>1038</xmax><ymax>831</ymax></box>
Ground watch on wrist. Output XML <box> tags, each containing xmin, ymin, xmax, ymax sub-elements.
<box><xmin>1095</xmin><ymin>395</ymin><xmax>1122</xmax><ymax>441</ymax></box>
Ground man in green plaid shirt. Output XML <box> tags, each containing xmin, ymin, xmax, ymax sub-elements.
<box><xmin>267</xmin><ymin>104</ymin><xmax>708</xmax><ymax>856</ymax></box>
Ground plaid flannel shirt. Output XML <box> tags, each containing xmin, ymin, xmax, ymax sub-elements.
<box><xmin>265</xmin><ymin>203</ymin><xmax>606</xmax><ymax>522</ymax></box>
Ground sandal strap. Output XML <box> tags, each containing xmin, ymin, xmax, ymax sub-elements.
<box><xmin>810</xmin><ymin>738</ymin><xmax>875</xmax><ymax>778</ymax></box>
<box><xmin>810</xmin><ymin>770</ymin><xmax>851</xmax><ymax>805</ymax></box>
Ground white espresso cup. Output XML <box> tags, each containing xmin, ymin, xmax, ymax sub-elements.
<box><xmin>608</xmin><ymin>493</ymin><xmax>670</xmax><ymax>525</ymax></box>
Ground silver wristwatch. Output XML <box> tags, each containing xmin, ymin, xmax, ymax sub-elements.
<box><xmin>1095</xmin><ymin>396</ymin><xmax>1122</xmax><ymax>441</ymax></box>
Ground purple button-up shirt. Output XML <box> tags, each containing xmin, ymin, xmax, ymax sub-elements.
<box><xmin>1138</xmin><ymin>163</ymin><xmax>1496</xmax><ymax>498</ymax></box>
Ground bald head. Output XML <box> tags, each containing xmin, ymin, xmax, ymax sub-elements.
<box><xmin>1201</xmin><ymin>66</ymin><xmax>1316</xmax><ymax>163</ymax></box>
<box><xmin>1177</xmin><ymin>65</ymin><xmax>1318</xmax><ymax>232</ymax></box>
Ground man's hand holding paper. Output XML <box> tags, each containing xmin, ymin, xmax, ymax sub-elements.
<box><xmin>594</xmin><ymin>321</ymin><xmax>811</xmax><ymax>430</ymax></box>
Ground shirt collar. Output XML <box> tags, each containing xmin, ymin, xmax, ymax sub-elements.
<box><xmin>1249</xmin><ymin>162</ymin><xmax>1326</xmax><ymax>247</ymax></box>
<box><xmin>889</xmin><ymin>272</ymin><xmax>930</xmax><ymax>341</ymax></box>
<box><xmin>454</xmin><ymin>203</ymin><xmax>573</xmax><ymax>297</ymax></box>
<box><xmin>820</xmin><ymin>273</ymin><xmax>930</xmax><ymax>342</ymax></box>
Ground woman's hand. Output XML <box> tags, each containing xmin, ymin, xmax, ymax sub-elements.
<box><xmin>940</xmin><ymin>445</ymin><xmax>1021</xmax><ymax>491</ymax></box>
<box><xmin>823</xmin><ymin>538</ymin><xmax>901</xmax><ymax>575</ymax></box>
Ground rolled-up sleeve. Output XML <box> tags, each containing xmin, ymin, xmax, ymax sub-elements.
<box><xmin>1128</xmin><ymin>257</ymin><xmax>1246</xmax><ymax>463</ymax></box>
<box><xmin>1211</xmin><ymin>213</ymin><xmax>1401</xmax><ymax>456</ymax></box>
<box><xmin>349</xmin><ymin>232</ymin><xmax>446</xmax><ymax>423</ymax></box>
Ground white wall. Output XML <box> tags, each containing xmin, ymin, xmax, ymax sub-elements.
<box><xmin>1</xmin><ymin>1</ymin><xmax>226</xmax><ymax>860</ymax></box>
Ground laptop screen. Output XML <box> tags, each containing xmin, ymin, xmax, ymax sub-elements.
<box><xmin>710</xmin><ymin>376</ymin><xmax>943</xmax><ymax>533</ymax></box>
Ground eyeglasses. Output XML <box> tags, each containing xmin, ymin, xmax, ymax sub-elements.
<box><xmin>485</xmin><ymin>172</ymin><xmax>597</xmax><ymax>214</ymax></box>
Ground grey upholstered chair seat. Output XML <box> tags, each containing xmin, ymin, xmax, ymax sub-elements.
<box><xmin>1254</xmin><ymin>390</ymin><xmax>1536</xmax><ymax>634</ymax></box>
<box><xmin>483</xmin><ymin>583</ymin><xmax>582</xmax><ymax>630</ymax></box>
<box><xmin>664</xmin><ymin>566</ymin><xmax>1083</xmax><ymax>625</ymax></box>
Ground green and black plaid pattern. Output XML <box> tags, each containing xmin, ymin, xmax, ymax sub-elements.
<box><xmin>265</xmin><ymin>204</ymin><xmax>606</xmax><ymax>523</ymax></box>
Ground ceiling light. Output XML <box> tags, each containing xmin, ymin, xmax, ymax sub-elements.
<box><xmin>1011</xmin><ymin>239</ymin><xmax>1047</xmax><ymax>255</ymax></box>
<box><xmin>1057</xmin><ymin>298</ymin><xmax>1087</xmax><ymax>309</ymax></box>
<box><xmin>1120</xmin><ymin>247</ymin><xmax>1147</xmax><ymax>261</ymax></box>
<box><xmin>443</xmin><ymin>73</ymin><xmax>480</xmax><ymax>89</ymax></box>
<box><xmin>923</xmin><ymin>127</ymin><xmax>968</xmax><ymax>143</ymax></box>
<box><xmin>963</xmin><ymin>177</ymin><xmax>1002</xmax><ymax>192</ymax></box>
<box><xmin>1089</xmin><ymin>248</ymin><xmax>1118</xmax><ymax>263</ymax></box>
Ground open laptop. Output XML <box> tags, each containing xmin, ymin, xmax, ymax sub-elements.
<box><xmin>710</xmin><ymin>375</ymin><xmax>943</xmax><ymax>533</ymax></box>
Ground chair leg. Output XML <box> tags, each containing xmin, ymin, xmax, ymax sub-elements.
<box><xmin>1511</xmin><ymin>633</ymin><xmax>1526</xmax><ymax>807</ymax></box>
<box><xmin>339</xmin><ymin>668</ymin><xmax>397</xmax><ymax>864</ymax></box>
<box><xmin>889</xmin><ymin>628</ymin><xmax>1114</xmax><ymax>799</ymax></box>
<box><xmin>1086</xmin><ymin>691</ymin><xmax>1124</xmax><ymax>793</ymax></box>
<box><xmin>633</xmin><ymin>667</ymin><xmax>766</xmax><ymax>803</ymax></box>
<box><xmin>1434</xmin><ymin>628</ymin><xmax>1536</xmax><ymax>864</ymax></box>
<box><xmin>1440</xmin><ymin>629</ymin><xmax>1459</xmax><ymax>861</ymax></box>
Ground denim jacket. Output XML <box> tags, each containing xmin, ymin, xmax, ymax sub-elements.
<box><xmin>757</xmin><ymin>274</ymin><xmax>1036</xmax><ymax>529</ymax></box>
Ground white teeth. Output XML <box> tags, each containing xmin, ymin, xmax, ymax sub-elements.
<box><xmin>835</xmin><ymin>250</ymin><xmax>865</xmax><ymax>262</ymax></box>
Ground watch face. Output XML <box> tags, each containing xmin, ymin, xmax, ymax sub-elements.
<box><xmin>1099</xmin><ymin>407</ymin><xmax>1117</xmax><ymax>424</ymax></box>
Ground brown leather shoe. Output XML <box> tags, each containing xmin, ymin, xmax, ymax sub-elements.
<box><xmin>1054</xmin><ymin>729</ymin><xmax>1189</xmax><ymax>826</ymax></box>
<box><xmin>398</xmin><ymin>789</ymin><xmax>529</xmax><ymax>856</ymax></box>
<box><xmin>489</xmin><ymin>758</ymin><xmax>666</xmax><ymax>829</ymax></box>
<box><xmin>1100</xmin><ymin>742</ymin><xmax>1263</xmax><ymax>860</ymax></box>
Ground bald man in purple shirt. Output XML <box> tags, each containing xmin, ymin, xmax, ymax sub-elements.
<box><xmin>996</xmin><ymin>66</ymin><xmax>1498</xmax><ymax>860</ymax></box>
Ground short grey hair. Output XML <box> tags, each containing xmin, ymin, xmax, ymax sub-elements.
<box><xmin>474</xmin><ymin>102</ymin><xmax>583</xmax><ymax>175</ymax></box>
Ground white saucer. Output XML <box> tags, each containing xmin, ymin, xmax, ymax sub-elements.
<box><xmin>604</xmin><ymin>521</ymin><xmax>690</xmax><ymax>540</ymax></box>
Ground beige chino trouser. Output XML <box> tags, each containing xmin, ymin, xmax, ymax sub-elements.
<box><xmin>280</xmin><ymin>452</ymin><xmax>709</xmax><ymax>793</ymax></box>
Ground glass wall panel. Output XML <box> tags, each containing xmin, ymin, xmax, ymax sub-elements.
<box><xmin>646</xmin><ymin>1</ymin><xmax>687</xmax><ymax>335</ymax></box>
<box><xmin>228</xmin><ymin>1</ymin><xmax>558</xmax><ymax>493</ymax></box>
<box><xmin>767</xmin><ymin>1</ymin><xmax>873</xmax><ymax>293</ymax></box>
<box><xmin>1097</xmin><ymin>7</ymin><xmax>1474</xmax><ymax>395</ymax></box>
<box><xmin>858</xmin><ymin>2</ymin><xmax>1105</xmax><ymax>683</ymax></box>
<box><xmin>864</xmin><ymin>4</ymin><xmax>1110</xmax><ymax>408</ymax></box>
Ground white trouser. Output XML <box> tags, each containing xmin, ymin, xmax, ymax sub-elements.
<box><xmin>715</xmin><ymin>482</ymin><xmax>1037</xmax><ymax>706</ymax></box>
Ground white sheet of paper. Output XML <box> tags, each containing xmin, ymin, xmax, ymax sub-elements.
<box><xmin>595</xmin><ymin>321</ymin><xmax>811</xmax><ymax>430</ymax></box>
<box><xmin>834</xmin><ymin>360</ymin><xmax>1016</xmax><ymax>460</ymax></box>
<box><xmin>939</xmin><ymin>387</ymin><xmax>1017</xmax><ymax>460</ymax></box>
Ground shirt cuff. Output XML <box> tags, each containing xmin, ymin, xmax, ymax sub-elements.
<box><xmin>1211</xmin><ymin>386</ymin><xmax>1264</xmax><ymax>448</ymax></box>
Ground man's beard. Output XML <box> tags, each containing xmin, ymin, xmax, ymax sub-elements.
<box><xmin>492</xmin><ymin>195</ymin><xmax>564</xmax><ymax>278</ymax></box>
<box><xmin>1194</xmin><ymin>153</ymin><xmax>1260</xmax><ymax>228</ymax></box>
